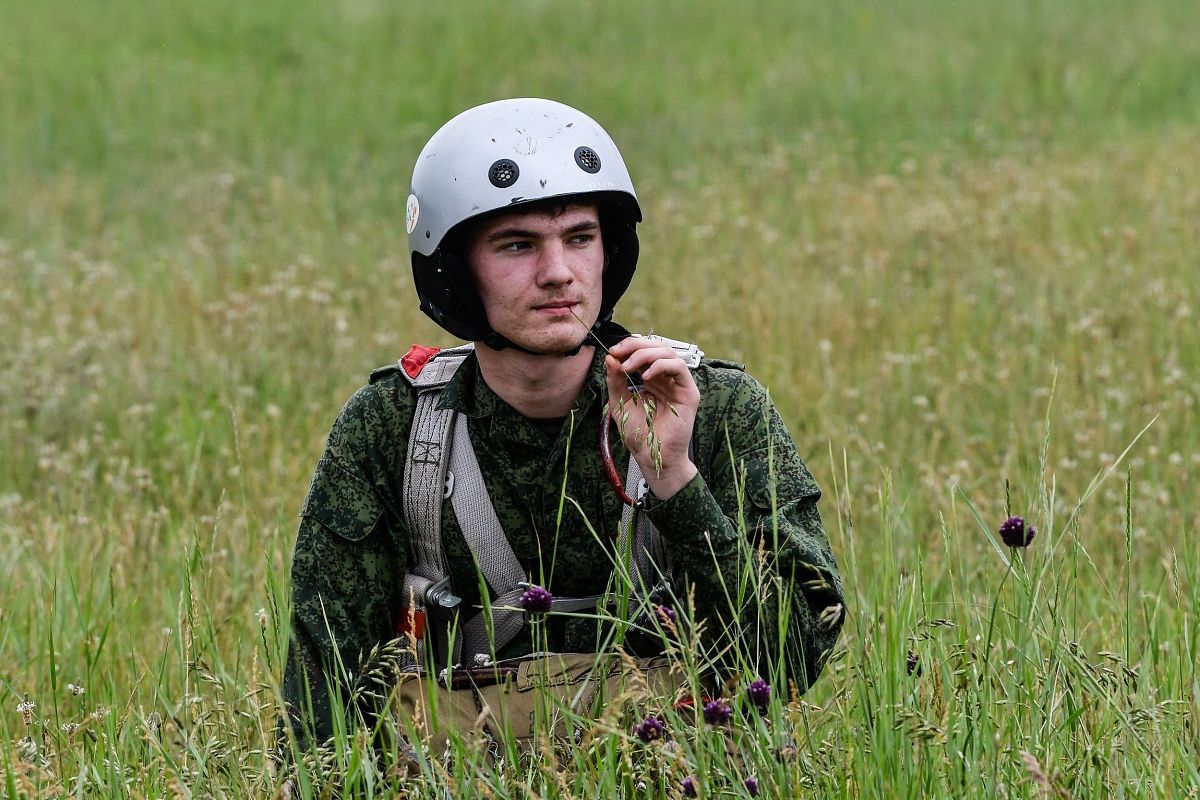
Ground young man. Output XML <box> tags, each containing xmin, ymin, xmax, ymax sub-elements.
<box><xmin>282</xmin><ymin>98</ymin><xmax>844</xmax><ymax>748</ymax></box>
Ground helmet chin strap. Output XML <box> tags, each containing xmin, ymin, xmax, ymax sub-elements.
<box><xmin>480</xmin><ymin>318</ymin><xmax>630</xmax><ymax>357</ymax></box>
<box><xmin>479</xmin><ymin>330</ymin><xmax>589</xmax><ymax>357</ymax></box>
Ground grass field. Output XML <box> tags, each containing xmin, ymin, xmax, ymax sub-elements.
<box><xmin>2</xmin><ymin>0</ymin><xmax>1198</xmax><ymax>796</ymax></box>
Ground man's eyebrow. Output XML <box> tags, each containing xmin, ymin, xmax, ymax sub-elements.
<box><xmin>486</xmin><ymin>227</ymin><xmax>538</xmax><ymax>242</ymax></box>
<box><xmin>486</xmin><ymin>219</ymin><xmax>599</xmax><ymax>242</ymax></box>
<box><xmin>562</xmin><ymin>219</ymin><xmax>600</xmax><ymax>235</ymax></box>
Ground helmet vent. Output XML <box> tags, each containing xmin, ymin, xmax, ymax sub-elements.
<box><xmin>488</xmin><ymin>159</ymin><xmax>519</xmax><ymax>188</ymax></box>
<box><xmin>574</xmin><ymin>146</ymin><xmax>602</xmax><ymax>174</ymax></box>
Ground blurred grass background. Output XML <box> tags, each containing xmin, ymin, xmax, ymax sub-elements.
<box><xmin>1</xmin><ymin>0</ymin><xmax>1198</xmax><ymax>795</ymax></box>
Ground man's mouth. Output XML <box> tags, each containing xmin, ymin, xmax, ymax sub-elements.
<box><xmin>533</xmin><ymin>300</ymin><xmax>578</xmax><ymax>314</ymax></box>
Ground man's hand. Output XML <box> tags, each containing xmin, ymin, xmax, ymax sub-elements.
<box><xmin>604</xmin><ymin>337</ymin><xmax>700</xmax><ymax>501</ymax></box>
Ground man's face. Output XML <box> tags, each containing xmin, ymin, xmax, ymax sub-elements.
<box><xmin>466</xmin><ymin>203</ymin><xmax>605</xmax><ymax>354</ymax></box>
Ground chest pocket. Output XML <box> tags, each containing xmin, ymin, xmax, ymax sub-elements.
<box><xmin>301</xmin><ymin>454</ymin><xmax>384</xmax><ymax>542</ymax></box>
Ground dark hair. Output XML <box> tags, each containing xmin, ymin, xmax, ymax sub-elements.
<box><xmin>443</xmin><ymin>196</ymin><xmax>599</xmax><ymax>258</ymax></box>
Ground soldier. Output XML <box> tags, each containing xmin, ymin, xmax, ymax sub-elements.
<box><xmin>281</xmin><ymin>98</ymin><xmax>844</xmax><ymax>751</ymax></box>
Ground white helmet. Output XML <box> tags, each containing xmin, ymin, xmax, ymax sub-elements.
<box><xmin>407</xmin><ymin>98</ymin><xmax>642</xmax><ymax>346</ymax></box>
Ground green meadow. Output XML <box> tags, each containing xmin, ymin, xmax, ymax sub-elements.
<box><xmin>2</xmin><ymin>0</ymin><xmax>1198</xmax><ymax>796</ymax></box>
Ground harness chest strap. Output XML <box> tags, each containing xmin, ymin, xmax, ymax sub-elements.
<box><xmin>398</xmin><ymin>336</ymin><xmax>702</xmax><ymax>665</ymax></box>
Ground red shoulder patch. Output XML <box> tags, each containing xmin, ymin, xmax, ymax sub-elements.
<box><xmin>400</xmin><ymin>344</ymin><xmax>441</xmax><ymax>379</ymax></box>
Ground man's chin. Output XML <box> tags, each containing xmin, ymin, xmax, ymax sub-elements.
<box><xmin>499</xmin><ymin>317</ymin><xmax>597</xmax><ymax>355</ymax></box>
<box><xmin>520</xmin><ymin>337</ymin><xmax>590</xmax><ymax>356</ymax></box>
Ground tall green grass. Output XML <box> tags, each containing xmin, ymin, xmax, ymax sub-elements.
<box><xmin>2</xmin><ymin>0</ymin><xmax>1198</xmax><ymax>796</ymax></box>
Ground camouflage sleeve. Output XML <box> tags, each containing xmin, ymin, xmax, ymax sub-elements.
<box><xmin>281</xmin><ymin>385</ymin><xmax>407</xmax><ymax>749</ymax></box>
<box><xmin>643</xmin><ymin>370</ymin><xmax>844</xmax><ymax>693</ymax></box>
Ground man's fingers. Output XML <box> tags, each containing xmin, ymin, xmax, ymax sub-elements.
<box><xmin>604</xmin><ymin>354</ymin><xmax>635</xmax><ymax>412</ymax></box>
<box><xmin>622</xmin><ymin>350</ymin><xmax>699</xmax><ymax>400</ymax></box>
<box><xmin>639</xmin><ymin>357</ymin><xmax>691</xmax><ymax>383</ymax></box>
<box><xmin>615</xmin><ymin>345</ymin><xmax>679</xmax><ymax>373</ymax></box>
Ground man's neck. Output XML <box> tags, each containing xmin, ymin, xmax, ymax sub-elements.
<box><xmin>474</xmin><ymin>344</ymin><xmax>595</xmax><ymax>419</ymax></box>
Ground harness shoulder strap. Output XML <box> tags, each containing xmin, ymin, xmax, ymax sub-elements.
<box><xmin>398</xmin><ymin>345</ymin><xmax>473</xmax><ymax>663</ymax></box>
<box><xmin>448</xmin><ymin>415</ymin><xmax>528</xmax><ymax>661</ymax></box>
<box><xmin>401</xmin><ymin>343</ymin><xmax>473</xmax><ymax>566</ymax></box>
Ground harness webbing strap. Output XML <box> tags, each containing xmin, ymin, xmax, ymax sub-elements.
<box><xmin>448</xmin><ymin>413</ymin><xmax>529</xmax><ymax>661</ymax></box>
<box><xmin>617</xmin><ymin>459</ymin><xmax>673</xmax><ymax>600</ymax></box>
<box><xmin>402</xmin><ymin>346</ymin><xmax>473</xmax><ymax>663</ymax></box>
<box><xmin>404</xmin><ymin>347</ymin><xmax>473</xmax><ymax>560</ymax></box>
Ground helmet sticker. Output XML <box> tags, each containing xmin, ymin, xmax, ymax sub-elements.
<box><xmin>406</xmin><ymin>194</ymin><xmax>420</xmax><ymax>234</ymax></box>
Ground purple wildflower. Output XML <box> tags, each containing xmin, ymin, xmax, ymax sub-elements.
<box><xmin>747</xmin><ymin>679</ymin><xmax>771</xmax><ymax>710</ymax></box>
<box><xmin>520</xmin><ymin>585</ymin><xmax>553</xmax><ymax>615</ymax></box>
<box><xmin>702</xmin><ymin>698</ymin><xmax>732</xmax><ymax>726</ymax></box>
<box><xmin>656</xmin><ymin>604</ymin><xmax>676</xmax><ymax>625</ymax></box>
<box><xmin>682</xmin><ymin>776</ymin><xmax>698</xmax><ymax>797</ymax></box>
<box><xmin>998</xmin><ymin>516</ymin><xmax>1037</xmax><ymax>548</ymax></box>
<box><xmin>633</xmin><ymin>716</ymin><xmax>664</xmax><ymax>743</ymax></box>
<box><xmin>744</xmin><ymin>777</ymin><xmax>760</xmax><ymax>797</ymax></box>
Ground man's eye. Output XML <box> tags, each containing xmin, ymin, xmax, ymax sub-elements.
<box><xmin>500</xmin><ymin>241</ymin><xmax>530</xmax><ymax>252</ymax></box>
<box><xmin>569</xmin><ymin>234</ymin><xmax>595</xmax><ymax>245</ymax></box>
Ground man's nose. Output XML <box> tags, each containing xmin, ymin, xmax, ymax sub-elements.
<box><xmin>536</xmin><ymin>242</ymin><xmax>574</xmax><ymax>286</ymax></box>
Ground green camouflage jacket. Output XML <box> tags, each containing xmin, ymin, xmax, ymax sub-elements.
<box><xmin>282</xmin><ymin>345</ymin><xmax>844</xmax><ymax>746</ymax></box>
